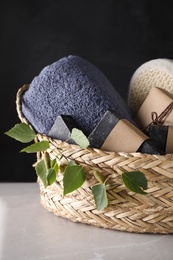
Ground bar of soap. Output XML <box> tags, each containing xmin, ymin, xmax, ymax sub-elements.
<box><xmin>88</xmin><ymin>110</ymin><xmax>164</xmax><ymax>154</ymax></box>
<box><xmin>137</xmin><ymin>139</ymin><xmax>164</xmax><ymax>155</ymax></box>
<box><xmin>48</xmin><ymin>115</ymin><xmax>78</xmax><ymax>144</ymax></box>
<box><xmin>145</xmin><ymin>124</ymin><xmax>173</xmax><ymax>153</ymax></box>
<box><xmin>134</xmin><ymin>87</ymin><xmax>173</xmax><ymax>129</ymax></box>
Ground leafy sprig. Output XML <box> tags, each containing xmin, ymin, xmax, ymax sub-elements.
<box><xmin>63</xmin><ymin>161</ymin><xmax>86</xmax><ymax>196</ymax></box>
<box><xmin>5</xmin><ymin>123</ymin><xmax>148</xmax><ymax>210</ymax></box>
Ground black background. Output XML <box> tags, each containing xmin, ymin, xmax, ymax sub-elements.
<box><xmin>1</xmin><ymin>0</ymin><xmax>173</xmax><ymax>182</ymax></box>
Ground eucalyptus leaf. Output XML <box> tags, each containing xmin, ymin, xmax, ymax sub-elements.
<box><xmin>5</xmin><ymin>123</ymin><xmax>36</xmax><ymax>143</ymax></box>
<box><xmin>68</xmin><ymin>160</ymin><xmax>77</xmax><ymax>166</ymax></box>
<box><xmin>50</xmin><ymin>158</ymin><xmax>59</xmax><ymax>173</ymax></box>
<box><xmin>63</xmin><ymin>165</ymin><xmax>86</xmax><ymax>195</ymax></box>
<box><xmin>70</xmin><ymin>128</ymin><xmax>89</xmax><ymax>148</ymax></box>
<box><xmin>21</xmin><ymin>140</ymin><xmax>49</xmax><ymax>153</ymax></box>
<box><xmin>35</xmin><ymin>158</ymin><xmax>58</xmax><ymax>187</ymax></box>
<box><xmin>92</xmin><ymin>183</ymin><xmax>108</xmax><ymax>211</ymax></box>
<box><xmin>50</xmin><ymin>158</ymin><xmax>57</xmax><ymax>168</ymax></box>
<box><xmin>47</xmin><ymin>168</ymin><xmax>56</xmax><ymax>185</ymax></box>
<box><xmin>35</xmin><ymin>159</ymin><xmax>48</xmax><ymax>187</ymax></box>
<box><xmin>122</xmin><ymin>171</ymin><xmax>148</xmax><ymax>195</ymax></box>
<box><xmin>44</xmin><ymin>151</ymin><xmax>51</xmax><ymax>170</ymax></box>
<box><xmin>93</xmin><ymin>170</ymin><xmax>106</xmax><ymax>184</ymax></box>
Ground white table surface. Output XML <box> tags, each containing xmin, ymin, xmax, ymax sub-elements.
<box><xmin>0</xmin><ymin>183</ymin><xmax>173</xmax><ymax>260</ymax></box>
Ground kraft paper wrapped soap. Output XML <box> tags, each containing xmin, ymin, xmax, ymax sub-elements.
<box><xmin>21</xmin><ymin>55</ymin><xmax>133</xmax><ymax>136</ymax></box>
<box><xmin>145</xmin><ymin>124</ymin><xmax>173</xmax><ymax>154</ymax></box>
<box><xmin>88</xmin><ymin>110</ymin><xmax>163</xmax><ymax>154</ymax></box>
<box><xmin>135</xmin><ymin>87</ymin><xmax>173</xmax><ymax>129</ymax></box>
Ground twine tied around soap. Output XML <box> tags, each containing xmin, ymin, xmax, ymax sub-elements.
<box><xmin>151</xmin><ymin>101</ymin><xmax>173</xmax><ymax>125</ymax></box>
<box><xmin>145</xmin><ymin>101</ymin><xmax>173</xmax><ymax>131</ymax></box>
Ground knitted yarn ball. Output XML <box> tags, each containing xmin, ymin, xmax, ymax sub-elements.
<box><xmin>22</xmin><ymin>55</ymin><xmax>132</xmax><ymax>136</ymax></box>
<box><xmin>128</xmin><ymin>59</ymin><xmax>173</xmax><ymax>113</ymax></box>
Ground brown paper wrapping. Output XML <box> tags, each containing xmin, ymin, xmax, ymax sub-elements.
<box><xmin>135</xmin><ymin>87</ymin><xmax>173</xmax><ymax>128</ymax></box>
<box><xmin>101</xmin><ymin>119</ymin><xmax>149</xmax><ymax>153</ymax></box>
<box><xmin>166</xmin><ymin>126</ymin><xmax>173</xmax><ymax>153</ymax></box>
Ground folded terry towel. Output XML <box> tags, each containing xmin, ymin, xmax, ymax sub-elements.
<box><xmin>22</xmin><ymin>55</ymin><xmax>133</xmax><ymax>136</ymax></box>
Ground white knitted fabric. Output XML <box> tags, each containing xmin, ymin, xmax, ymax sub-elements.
<box><xmin>128</xmin><ymin>59</ymin><xmax>173</xmax><ymax>112</ymax></box>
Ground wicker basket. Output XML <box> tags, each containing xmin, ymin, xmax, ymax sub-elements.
<box><xmin>16</xmin><ymin>84</ymin><xmax>173</xmax><ymax>234</ymax></box>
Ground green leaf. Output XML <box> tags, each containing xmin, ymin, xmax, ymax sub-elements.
<box><xmin>44</xmin><ymin>151</ymin><xmax>50</xmax><ymax>170</ymax></box>
<box><xmin>50</xmin><ymin>159</ymin><xmax>59</xmax><ymax>173</ymax></box>
<box><xmin>47</xmin><ymin>168</ymin><xmax>56</xmax><ymax>185</ymax></box>
<box><xmin>68</xmin><ymin>160</ymin><xmax>77</xmax><ymax>166</ymax></box>
<box><xmin>50</xmin><ymin>158</ymin><xmax>56</xmax><ymax>168</ymax></box>
<box><xmin>21</xmin><ymin>140</ymin><xmax>49</xmax><ymax>153</ymax></box>
<box><xmin>35</xmin><ymin>159</ymin><xmax>48</xmax><ymax>187</ymax></box>
<box><xmin>70</xmin><ymin>128</ymin><xmax>90</xmax><ymax>148</ymax></box>
<box><xmin>121</xmin><ymin>171</ymin><xmax>148</xmax><ymax>195</ymax></box>
<box><xmin>93</xmin><ymin>170</ymin><xmax>106</xmax><ymax>184</ymax></box>
<box><xmin>5</xmin><ymin>123</ymin><xmax>36</xmax><ymax>143</ymax></box>
<box><xmin>92</xmin><ymin>183</ymin><xmax>108</xmax><ymax>211</ymax></box>
<box><xmin>35</xmin><ymin>159</ymin><xmax>58</xmax><ymax>187</ymax></box>
<box><xmin>63</xmin><ymin>165</ymin><xmax>86</xmax><ymax>195</ymax></box>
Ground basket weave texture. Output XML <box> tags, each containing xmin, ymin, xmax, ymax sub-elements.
<box><xmin>16</xmin><ymin>85</ymin><xmax>173</xmax><ymax>234</ymax></box>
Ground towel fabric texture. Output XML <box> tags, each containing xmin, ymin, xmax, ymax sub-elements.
<box><xmin>128</xmin><ymin>58</ymin><xmax>173</xmax><ymax>112</ymax></box>
<box><xmin>22</xmin><ymin>55</ymin><xmax>133</xmax><ymax>136</ymax></box>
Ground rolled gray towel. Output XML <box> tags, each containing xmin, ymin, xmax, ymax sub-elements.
<box><xmin>22</xmin><ymin>55</ymin><xmax>133</xmax><ymax>136</ymax></box>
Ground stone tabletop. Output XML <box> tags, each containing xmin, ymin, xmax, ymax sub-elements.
<box><xmin>0</xmin><ymin>183</ymin><xmax>173</xmax><ymax>260</ymax></box>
